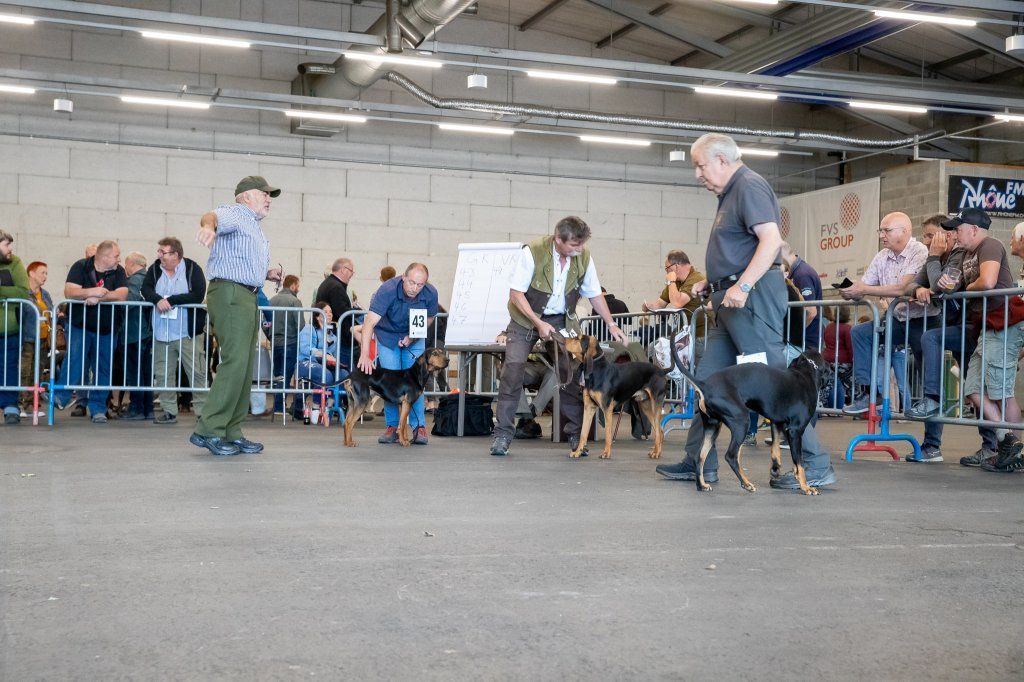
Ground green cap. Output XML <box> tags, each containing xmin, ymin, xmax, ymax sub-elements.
<box><xmin>234</xmin><ymin>175</ymin><xmax>280</xmax><ymax>198</ymax></box>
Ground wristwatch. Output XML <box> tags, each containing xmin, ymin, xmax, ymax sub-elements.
<box><xmin>738</xmin><ymin>282</ymin><xmax>752</xmax><ymax>293</ymax></box>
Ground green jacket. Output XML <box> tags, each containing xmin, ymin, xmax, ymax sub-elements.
<box><xmin>508</xmin><ymin>236</ymin><xmax>591</xmax><ymax>330</ymax></box>
<box><xmin>0</xmin><ymin>254</ymin><xmax>30</xmax><ymax>336</ymax></box>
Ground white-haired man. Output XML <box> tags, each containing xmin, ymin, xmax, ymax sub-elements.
<box><xmin>655</xmin><ymin>133</ymin><xmax>836</xmax><ymax>491</ymax></box>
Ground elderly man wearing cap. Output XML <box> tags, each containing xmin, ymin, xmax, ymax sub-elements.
<box><xmin>191</xmin><ymin>176</ymin><xmax>283</xmax><ymax>457</ymax></box>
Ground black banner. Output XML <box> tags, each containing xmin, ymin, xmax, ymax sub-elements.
<box><xmin>947</xmin><ymin>174</ymin><xmax>1024</xmax><ymax>218</ymax></box>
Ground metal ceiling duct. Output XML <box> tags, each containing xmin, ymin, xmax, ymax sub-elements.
<box><xmin>384</xmin><ymin>72</ymin><xmax>943</xmax><ymax>149</ymax></box>
<box><xmin>308</xmin><ymin>0</ymin><xmax>477</xmax><ymax>99</ymax></box>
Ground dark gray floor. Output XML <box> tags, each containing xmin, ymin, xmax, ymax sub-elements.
<box><xmin>2</xmin><ymin>415</ymin><xmax>1023</xmax><ymax>680</ymax></box>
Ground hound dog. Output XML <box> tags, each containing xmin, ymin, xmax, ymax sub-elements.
<box><xmin>560</xmin><ymin>335</ymin><xmax>668</xmax><ymax>459</ymax></box>
<box><xmin>676</xmin><ymin>350</ymin><xmax>825</xmax><ymax>495</ymax></box>
<box><xmin>343</xmin><ymin>348</ymin><xmax>450</xmax><ymax>447</ymax></box>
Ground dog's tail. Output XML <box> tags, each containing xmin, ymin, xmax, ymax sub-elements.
<box><xmin>670</xmin><ymin>349</ymin><xmax>709</xmax><ymax>413</ymax></box>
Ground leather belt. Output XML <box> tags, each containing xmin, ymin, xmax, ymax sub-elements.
<box><xmin>708</xmin><ymin>264</ymin><xmax>780</xmax><ymax>294</ymax></box>
<box><xmin>210</xmin><ymin>278</ymin><xmax>259</xmax><ymax>294</ymax></box>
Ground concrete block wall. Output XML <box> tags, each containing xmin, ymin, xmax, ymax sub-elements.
<box><xmin>879</xmin><ymin>161</ymin><xmax>943</xmax><ymax>232</ymax></box>
<box><xmin>0</xmin><ymin>136</ymin><xmax>716</xmax><ymax>314</ymax></box>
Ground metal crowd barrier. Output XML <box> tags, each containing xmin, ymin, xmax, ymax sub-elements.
<box><xmin>45</xmin><ymin>300</ymin><xmax>330</xmax><ymax>425</ymax></box>
<box><xmin>877</xmin><ymin>287</ymin><xmax>1024</xmax><ymax>458</ymax></box>
<box><xmin>0</xmin><ymin>298</ymin><xmax>44</xmax><ymax>425</ymax></box>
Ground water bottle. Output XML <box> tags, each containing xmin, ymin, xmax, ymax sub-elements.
<box><xmin>303</xmin><ymin>405</ymin><xmax>311</xmax><ymax>425</ymax></box>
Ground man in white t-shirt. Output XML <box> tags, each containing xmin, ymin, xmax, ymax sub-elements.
<box><xmin>490</xmin><ymin>216</ymin><xmax>627</xmax><ymax>457</ymax></box>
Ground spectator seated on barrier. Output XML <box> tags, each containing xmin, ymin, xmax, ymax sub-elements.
<box><xmin>934</xmin><ymin>211</ymin><xmax>1023</xmax><ymax>472</ymax></box>
<box><xmin>297</xmin><ymin>302</ymin><xmax>345</xmax><ymax>400</ymax></box>
<box><xmin>269</xmin><ymin>275</ymin><xmax>303</xmax><ymax>418</ymax></box>
<box><xmin>19</xmin><ymin>260</ymin><xmax>54</xmax><ymax>419</ymax></box>
<box><xmin>820</xmin><ymin>305</ymin><xmax>853</xmax><ymax>410</ymax></box>
<box><xmin>902</xmin><ymin>211</ymin><xmax>1003</xmax><ymax>464</ymax></box>
<box><xmin>841</xmin><ymin>212</ymin><xmax>928</xmax><ymax>415</ymax></box>
<box><xmin>141</xmin><ymin>237</ymin><xmax>209</xmax><ymax>426</ymax></box>
<box><xmin>0</xmin><ymin>229</ymin><xmax>30</xmax><ymax>425</ymax></box>
<box><xmin>641</xmin><ymin>249</ymin><xmax>707</xmax><ymax>341</ymax></box>
<box><xmin>120</xmin><ymin>251</ymin><xmax>154</xmax><ymax>421</ymax></box>
<box><xmin>54</xmin><ymin>240</ymin><xmax>129</xmax><ymax>424</ymax></box>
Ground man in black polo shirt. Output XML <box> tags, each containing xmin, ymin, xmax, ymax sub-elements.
<box><xmin>54</xmin><ymin>239</ymin><xmax>129</xmax><ymax>423</ymax></box>
<box><xmin>655</xmin><ymin>133</ymin><xmax>835</xmax><ymax>490</ymax></box>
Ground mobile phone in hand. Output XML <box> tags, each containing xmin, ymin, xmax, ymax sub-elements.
<box><xmin>831</xmin><ymin>277</ymin><xmax>854</xmax><ymax>289</ymax></box>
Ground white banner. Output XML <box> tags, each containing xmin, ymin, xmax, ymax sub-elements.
<box><xmin>778</xmin><ymin>178</ymin><xmax>880</xmax><ymax>285</ymax></box>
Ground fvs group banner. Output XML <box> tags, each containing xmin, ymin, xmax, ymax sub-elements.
<box><xmin>778</xmin><ymin>178</ymin><xmax>880</xmax><ymax>284</ymax></box>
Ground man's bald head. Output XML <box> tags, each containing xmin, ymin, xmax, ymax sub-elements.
<box><xmin>879</xmin><ymin>211</ymin><xmax>913</xmax><ymax>252</ymax></box>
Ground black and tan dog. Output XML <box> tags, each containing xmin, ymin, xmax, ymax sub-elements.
<box><xmin>342</xmin><ymin>348</ymin><xmax>449</xmax><ymax>447</ymax></box>
<box><xmin>676</xmin><ymin>350</ymin><xmax>825</xmax><ymax>495</ymax></box>
<box><xmin>560</xmin><ymin>335</ymin><xmax>668</xmax><ymax>459</ymax></box>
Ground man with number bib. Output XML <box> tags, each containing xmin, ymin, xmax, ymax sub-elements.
<box><xmin>357</xmin><ymin>262</ymin><xmax>438</xmax><ymax>445</ymax></box>
<box><xmin>490</xmin><ymin>216</ymin><xmax>627</xmax><ymax>458</ymax></box>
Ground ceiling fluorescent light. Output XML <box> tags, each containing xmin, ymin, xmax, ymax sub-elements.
<box><xmin>874</xmin><ymin>10</ymin><xmax>977</xmax><ymax>27</ymax></box>
<box><xmin>141</xmin><ymin>30</ymin><xmax>250</xmax><ymax>49</ymax></box>
<box><xmin>121</xmin><ymin>95</ymin><xmax>210</xmax><ymax>110</ymax></box>
<box><xmin>994</xmin><ymin>113</ymin><xmax>1024</xmax><ymax>123</ymax></box>
<box><xmin>438</xmin><ymin>123</ymin><xmax>514</xmax><ymax>136</ymax></box>
<box><xmin>0</xmin><ymin>13</ymin><xmax>34</xmax><ymax>25</ymax></box>
<box><xmin>527</xmin><ymin>70</ymin><xmax>618</xmax><ymax>85</ymax></box>
<box><xmin>849</xmin><ymin>100</ymin><xmax>928</xmax><ymax>114</ymax></box>
<box><xmin>693</xmin><ymin>86</ymin><xmax>778</xmax><ymax>101</ymax></box>
<box><xmin>284</xmin><ymin>110</ymin><xmax>367</xmax><ymax>123</ymax></box>
<box><xmin>739</xmin><ymin>148</ymin><xmax>779</xmax><ymax>157</ymax></box>
<box><xmin>723</xmin><ymin>0</ymin><xmax>778</xmax><ymax>4</ymax></box>
<box><xmin>343</xmin><ymin>52</ymin><xmax>442</xmax><ymax>68</ymax></box>
<box><xmin>0</xmin><ymin>84</ymin><xmax>36</xmax><ymax>94</ymax></box>
<box><xmin>579</xmin><ymin>135</ymin><xmax>650</xmax><ymax>147</ymax></box>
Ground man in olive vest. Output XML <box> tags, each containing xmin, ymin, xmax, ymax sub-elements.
<box><xmin>490</xmin><ymin>216</ymin><xmax>627</xmax><ymax>457</ymax></box>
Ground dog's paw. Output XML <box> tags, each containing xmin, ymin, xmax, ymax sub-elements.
<box><xmin>804</xmin><ymin>486</ymin><xmax>819</xmax><ymax>496</ymax></box>
<box><xmin>742</xmin><ymin>483</ymin><xmax>757</xmax><ymax>493</ymax></box>
<box><xmin>344</xmin><ymin>440</ymin><xmax>357</xmax><ymax>448</ymax></box>
<box><xmin>698</xmin><ymin>483</ymin><xmax>713</xmax><ymax>492</ymax></box>
<box><xmin>568</xmin><ymin>450</ymin><xmax>583</xmax><ymax>458</ymax></box>
<box><xmin>648</xmin><ymin>449</ymin><xmax>661</xmax><ymax>459</ymax></box>
<box><xmin>599</xmin><ymin>451</ymin><xmax>611</xmax><ymax>459</ymax></box>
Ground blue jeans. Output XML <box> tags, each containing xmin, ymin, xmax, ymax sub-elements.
<box><xmin>273</xmin><ymin>342</ymin><xmax>299</xmax><ymax>412</ymax></box>
<box><xmin>55</xmin><ymin>327</ymin><xmax>114</xmax><ymax>417</ymax></box>
<box><xmin>377</xmin><ymin>339</ymin><xmax>425</xmax><ymax>429</ymax></box>
<box><xmin>0</xmin><ymin>333</ymin><xmax>20</xmax><ymax>414</ymax></box>
<box><xmin>917</xmin><ymin>324</ymin><xmax>996</xmax><ymax>451</ymax></box>
<box><xmin>296</xmin><ymin>360</ymin><xmax>345</xmax><ymax>386</ymax></box>
<box><xmin>851</xmin><ymin>317</ymin><xmax>926</xmax><ymax>402</ymax></box>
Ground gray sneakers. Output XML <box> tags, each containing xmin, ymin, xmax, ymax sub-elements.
<box><xmin>490</xmin><ymin>435</ymin><xmax>511</xmax><ymax>456</ymax></box>
<box><xmin>960</xmin><ymin>448</ymin><xmax>996</xmax><ymax>467</ymax></box>
<box><xmin>905</xmin><ymin>397</ymin><xmax>940</xmax><ymax>419</ymax></box>
<box><xmin>906</xmin><ymin>445</ymin><xmax>943</xmax><ymax>463</ymax></box>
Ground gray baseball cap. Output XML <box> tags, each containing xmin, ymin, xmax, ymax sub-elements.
<box><xmin>234</xmin><ymin>175</ymin><xmax>281</xmax><ymax>198</ymax></box>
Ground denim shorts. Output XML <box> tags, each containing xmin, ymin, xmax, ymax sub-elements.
<box><xmin>964</xmin><ymin>322</ymin><xmax>1024</xmax><ymax>400</ymax></box>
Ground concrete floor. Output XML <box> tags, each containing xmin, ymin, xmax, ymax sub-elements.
<box><xmin>1</xmin><ymin>413</ymin><xmax>1022</xmax><ymax>680</ymax></box>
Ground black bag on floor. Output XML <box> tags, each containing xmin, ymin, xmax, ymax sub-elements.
<box><xmin>431</xmin><ymin>393</ymin><xmax>494</xmax><ymax>437</ymax></box>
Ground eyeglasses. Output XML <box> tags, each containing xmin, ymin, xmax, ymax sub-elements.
<box><xmin>342</xmin><ymin>265</ymin><xmax>354</xmax><ymax>274</ymax></box>
<box><xmin>664</xmin><ymin>265</ymin><xmax>675</xmax><ymax>272</ymax></box>
<box><xmin>878</xmin><ymin>227</ymin><xmax>900</xmax><ymax>234</ymax></box>
<box><xmin>156</xmin><ymin>249</ymin><xmax>175</xmax><ymax>256</ymax></box>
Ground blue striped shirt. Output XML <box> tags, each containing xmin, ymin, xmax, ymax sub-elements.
<box><xmin>206</xmin><ymin>203</ymin><xmax>270</xmax><ymax>288</ymax></box>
